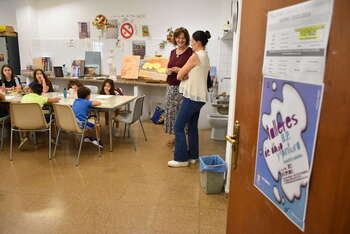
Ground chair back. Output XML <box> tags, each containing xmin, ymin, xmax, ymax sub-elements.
<box><xmin>10</xmin><ymin>103</ymin><xmax>48</xmax><ymax>130</ymax></box>
<box><xmin>130</xmin><ymin>96</ymin><xmax>145</xmax><ymax>124</ymax></box>
<box><xmin>85</xmin><ymin>85</ymin><xmax>99</xmax><ymax>94</ymax></box>
<box><xmin>52</xmin><ymin>104</ymin><xmax>82</xmax><ymax>133</ymax></box>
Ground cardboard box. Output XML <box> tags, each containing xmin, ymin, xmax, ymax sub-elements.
<box><xmin>0</xmin><ymin>25</ymin><xmax>15</xmax><ymax>32</ymax></box>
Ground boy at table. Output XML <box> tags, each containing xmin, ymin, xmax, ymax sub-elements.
<box><xmin>22</xmin><ymin>83</ymin><xmax>60</xmax><ymax>107</ymax></box>
<box><xmin>72</xmin><ymin>86</ymin><xmax>103</xmax><ymax>148</ymax></box>
<box><xmin>19</xmin><ymin>83</ymin><xmax>61</xmax><ymax>148</ymax></box>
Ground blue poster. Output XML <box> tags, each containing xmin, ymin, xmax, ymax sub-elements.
<box><xmin>254</xmin><ymin>77</ymin><xmax>324</xmax><ymax>231</ymax></box>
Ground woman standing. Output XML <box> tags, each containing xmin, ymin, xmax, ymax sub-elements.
<box><xmin>0</xmin><ymin>64</ymin><xmax>22</xmax><ymax>91</ymax></box>
<box><xmin>164</xmin><ymin>27</ymin><xmax>193</xmax><ymax>147</ymax></box>
<box><xmin>31</xmin><ymin>69</ymin><xmax>54</xmax><ymax>93</ymax></box>
<box><xmin>168</xmin><ymin>30</ymin><xmax>211</xmax><ymax>167</ymax></box>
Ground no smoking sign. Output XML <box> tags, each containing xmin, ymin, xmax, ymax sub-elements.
<box><xmin>120</xmin><ymin>23</ymin><xmax>134</xmax><ymax>39</ymax></box>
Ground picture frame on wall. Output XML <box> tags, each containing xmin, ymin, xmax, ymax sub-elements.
<box><xmin>53</xmin><ymin>66</ymin><xmax>64</xmax><ymax>77</ymax></box>
<box><xmin>78</xmin><ymin>22</ymin><xmax>90</xmax><ymax>39</ymax></box>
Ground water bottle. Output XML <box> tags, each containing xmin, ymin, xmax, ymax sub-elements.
<box><xmin>63</xmin><ymin>88</ymin><xmax>67</xmax><ymax>98</ymax></box>
<box><xmin>62</xmin><ymin>64</ymin><xmax>68</xmax><ymax>77</ymax></box>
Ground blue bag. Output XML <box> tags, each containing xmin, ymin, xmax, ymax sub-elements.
<box><xmin>151</xmin><ymin>106</ymin><xmax>165</xmax><ymax>124</ymax></box>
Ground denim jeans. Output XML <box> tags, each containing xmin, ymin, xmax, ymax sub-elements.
<box><xmin>174</xmin><ymin>98</ymin><xmax>205</xmax><ymax>162</ymax></box>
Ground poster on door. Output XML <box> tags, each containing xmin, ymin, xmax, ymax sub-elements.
<box><xmin>262</xmin><ymin>0</ymin><xmax>333</xmax><ymax>84</ymax></box>
<box><xmin>254</xmin><ymin>77</ymin><xmax>324</xmax><ymax>231</ymax></box>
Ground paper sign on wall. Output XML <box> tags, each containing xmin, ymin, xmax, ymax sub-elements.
<box><xmin>120</xmin><ymin>22</ymin><xmax>134</xmax><ymax>39</ymax></box>
<box><xmin>120</xmin><ymin>56</ymin><xmax>140</xmax><ymax>79</ymax></box>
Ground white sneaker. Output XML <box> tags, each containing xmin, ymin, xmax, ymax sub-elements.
<box><xmin>188</xmin><ymin>159</ymin><xmax>198</xmax><ymax>164</ymax></box>
<box><xmin>91</xmin><ymin>140</ymin><xmax>103</xmax><ymax>148</ymax></box>
<box><xmin>168</xmin><ymin>160</ymin><xmax>189</xmax><ymax>167</ymax></box>
<box><xmin>84</xmin><ymin>137</ymin><xmax>92</xmax><ymax>143</ymax></box>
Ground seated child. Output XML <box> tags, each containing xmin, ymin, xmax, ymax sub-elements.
<box><xmin>0</xmin><ymin>64</ymin><xmax>22</xmax><ymax>92</ymax></box>
<box><xmin>21</xmin><ymin>83</ymin><xmax>60</xmax><ymax>107</ymax></box>
<box><xmin>30</xmin><ymin>69</ymin><xmax>54</xmax><ymax>93</ymax></box>
<box><xmin>19</xmin><ymin>82</ymin><xmax>61</xmax><ymax>149</ymax></box>
<box><xmin>67</xmin><ymin>80</ymin><xmax>84</xmax><ymax>97</ymax></box>
<box><xmin>100</xmin><ymin>79</ymin><xmax>123</xmax><ymax>96</ymax></box>
<box><xmin>72</xmin><ymin>86</ymin><xmax>103</xmax><ymax>148</ymax></box>
<box><xmin>99</xmin><ymin>79</ymin><xmax>124</xmax><ymax>125</ymax></box>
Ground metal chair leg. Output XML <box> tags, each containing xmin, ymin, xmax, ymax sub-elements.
<box><xmin>53</xmin><ymin>128</ymin><xmax>61</xmax><ymax>158</ymax></box>
<box><xmin>76</xmin><ymin>134</ymin><xmax>84</xmax><ymax>166</ymax></box>
<box><xmin>128</xmin><ymin>124</ymin><xmax>130</xmax><ymax>138</ymax></box>
<box><xmin>95</xmin><ymin>126</ymin><xmax>101</xmax><ymax>157</ymax></box>
<box><xmin>139</xmin><ymin>119</ymin><xmax>147</xmax><ymax>141</ymax></box>
<box><xmin>132</xmin><ymin>137</ymin><xmax>137</xmax><ymax>152</ymax></box>
<box><xmin>9</xmin><ymin>128</ymin><xmax>13</xmax><ymax>161</ymax></box>
<box><xmin>0</xmin><ymin>119</ymin><xmax>4</xmax><ymax>151</ymax></box>
<box><xmin>123</xmin><ymin>123</ymin><xmax>127</xmax><ymax>138</ymax></box>
<box><xmin>48</xmin><ymin>128</ymin><xmax>52</xmax><ymax>160</ymax></box>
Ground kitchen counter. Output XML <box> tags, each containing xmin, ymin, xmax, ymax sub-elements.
<box><xmin>48</xmin><ymin>76</ymin><xmax>168</xmax><ymax>88</ymax></box>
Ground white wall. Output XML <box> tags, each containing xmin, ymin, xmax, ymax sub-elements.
<box><xmin>0</xmin><ymin>0</ymin><xmax>18</xmax><ymax>28</ymax></box>
<box><xmin>15</xmin><ymin>0</ymin><xmax>38</xmax><ymax>70</ymax></box>
<box><xmin>25</xmin><ymin>0</ymin><xmax>225</xmax><ymax>73</ymax></box>
<box><xmin>3</xmin><ymin>0</ymin><xmax>229</xmax><ymax>129</ymax></box>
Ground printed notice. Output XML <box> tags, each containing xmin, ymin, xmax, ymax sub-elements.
<box><xmin>254</xmin><ymin>77</ymin><xmax>324</xmax><ymax>231</ymax></box>
<box><xmin>262</xmin><ymin>0</ymin><xmax>333</xmax><ymax>84</ymax></box>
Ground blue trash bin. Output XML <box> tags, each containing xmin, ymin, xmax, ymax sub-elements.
<box><xmin>199</xmin><ymin>155</ymin><xmax>227</xmax><ymax>194</ymax></box>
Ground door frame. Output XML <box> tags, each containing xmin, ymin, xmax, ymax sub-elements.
<box><xmin>225</xmin><ymin>0</ymin><xmax>243</xmax><ymax>193</ymax></box>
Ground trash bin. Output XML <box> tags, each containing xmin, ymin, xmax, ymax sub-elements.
<box><xmin>199</xmin><ymin>155</ymin><xmax>227</xmax><ymax>194</ymax></box>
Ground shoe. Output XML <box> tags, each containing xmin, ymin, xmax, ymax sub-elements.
<box><xmin>188</xmin><ymin>159</ymin><xmax>198</xmax><ymax>164</ymax></box>
<box><xmin>168</xmin><ymin>160</ymin><xmax>189</xmax><ymax>167</ymax></box>
<box><xmin>18</xmin><ymin>137</ymin><xmax>29</xmax><ymax>150</ymax></box>
<box><xmin>91</xmin><ymin>139</ymin><xmax>103</xmax><ymax>149</ymax></box>
<box><xmin>83</xmin><ymin>137</ymin><xmax>92</xmax><ymax>143</ymax></box>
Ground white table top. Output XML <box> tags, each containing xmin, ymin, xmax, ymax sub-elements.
<box><xmin>3</xmin><ymin>92</ymin><xmax>137</xmax><ymax>110</ymax></box>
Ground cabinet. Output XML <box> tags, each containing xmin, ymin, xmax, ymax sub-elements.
<box><xmin>0</xmin><ymin>34</ymin><xmax>21</xmax><ymax>75</ymax></box>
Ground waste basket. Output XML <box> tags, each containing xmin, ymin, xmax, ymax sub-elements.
<box><xmin>199</xmin><ymin>155</ymin><xmax>227</xmax><ymax>194</ymax></box>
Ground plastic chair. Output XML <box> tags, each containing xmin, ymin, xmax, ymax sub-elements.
<box><xmin>9</xmin><ymin>103</ymin><xmax>52</xmax><ymax>161</ymax></box>
<box><xmin>85</xmin><ymin>85</ymin><xmax>99</xmax><ymax>94</ymax></box>
<box><xmin>113</xmin><ymin>96</ymin><xmax>147</xmax><ymax>150</ymax></box>
<box><xmin>52</xmin><ymin>103</ymin><xmax>100</xmax><ymax>166</ymax></box>
<box><xmin>0</xmin><ymin>115</ymin><xmax>9</xmax><ymax>151</ymax></box>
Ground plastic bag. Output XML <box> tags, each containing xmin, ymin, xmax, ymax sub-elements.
<box><xmin>151</xmin><ymin>106</ymin><xmax>165</xmax><ymax>124</ymax></box>
<box><xmin>199</xmin><ymin>155</ymin><xmax>227</xmax><ymax>173</ymax></box>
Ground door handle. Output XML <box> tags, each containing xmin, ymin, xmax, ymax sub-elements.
<box><xmin>226</xmin><ymin>120</ymin><xmax>240</xmax><ymax>169</ymax></box>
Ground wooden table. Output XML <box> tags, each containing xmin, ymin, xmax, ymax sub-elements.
<box><xmin>3</xmin><ymin>92</ymin><xmax>137</xmax><ymax>152</ymax></box>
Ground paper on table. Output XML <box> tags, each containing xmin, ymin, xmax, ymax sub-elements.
<box><xmin>94</xmin><ymin>95</ymin><xmax>113</xmax><ymax>99</ymax></box>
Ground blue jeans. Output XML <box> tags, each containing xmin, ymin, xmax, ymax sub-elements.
<box><xmin>174</xmin><ymin>98</ymin><xmax>205</xmax><ymax>162</ymax></box>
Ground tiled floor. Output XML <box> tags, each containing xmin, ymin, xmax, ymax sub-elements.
<box><xmin>0</xmin><ymin>121</ymin><xmax>228</xmax><ymax>234</ymax></box>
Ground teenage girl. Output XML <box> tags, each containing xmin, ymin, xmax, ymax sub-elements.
<box><xmin>0</xmin><ymin>64</ymin><xmax>22</xmax><ymax>91</ymax></box>
<box><xmin>99</xmin><ymin>79</ymin><xmax>124</xmax><ymax>125</ymax></box>
<box><xmin>32</xmin><ymin>69</ymin><xmax>54</xmax><ymax>93</ymax></box>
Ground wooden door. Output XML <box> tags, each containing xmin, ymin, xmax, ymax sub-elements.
<box><xmin>226</xmin><ymin>0</ymin><xmax>350</xmax><ymax>233</ymax></box>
